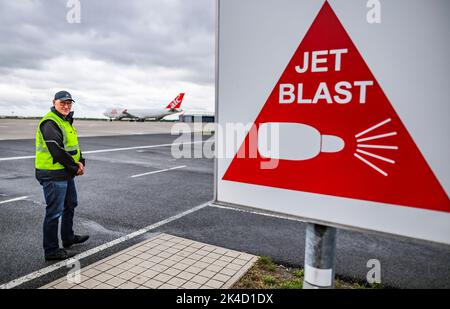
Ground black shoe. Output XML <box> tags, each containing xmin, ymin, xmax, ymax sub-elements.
<box><xmin>45</xmin><ymin>248</ymin><xmax>76</xmax><ymax>261</ymax></box>
<box><xmin>63</xmin><ymin>235</ymin><xmax>89</xmax><ymax>248</ymax></box>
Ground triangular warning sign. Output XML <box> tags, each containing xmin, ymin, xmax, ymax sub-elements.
<box><xmin>222</xmin><ymin>1</ymin><xmax>450</xmax><ymax>213</ymax></box>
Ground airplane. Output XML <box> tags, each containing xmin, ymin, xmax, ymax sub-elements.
<box><xmin>103</xmin><ymin>93</ymin><xmax>185</xmax><ymax>121</ymax></box>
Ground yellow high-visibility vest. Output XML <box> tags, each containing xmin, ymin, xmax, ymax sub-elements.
<box><xmin>35</xmin><ymin>111</ymin><xmax>80</xmax><ymax>170</ymax></box>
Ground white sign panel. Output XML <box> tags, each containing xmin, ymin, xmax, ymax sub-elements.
<box><xmin>215</xmin><ymin>0</ymin><xmax>450</xmax><ymax>244</ymax></box>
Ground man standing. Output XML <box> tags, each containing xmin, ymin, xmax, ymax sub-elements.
<box><xmin>35</xmin><ymin>91</ymin><xmax>89</xmax><ymax>261</ymax></box>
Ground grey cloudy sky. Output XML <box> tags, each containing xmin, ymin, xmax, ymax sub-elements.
<box><xmin>0</xmin><ymin>0</ymin><xmax>215</xmax><ymax>118</ymax></box>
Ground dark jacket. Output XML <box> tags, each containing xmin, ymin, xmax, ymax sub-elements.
<box><xmin>35</xmin><ymin>107</ymin><xmax>85</xmax><ymax>182</ymax></box>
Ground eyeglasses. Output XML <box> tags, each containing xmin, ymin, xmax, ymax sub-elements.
<box><xmin>58</xmin><ymin>101</ymin><xmax>73</xmax><ymax>106</ymax></box>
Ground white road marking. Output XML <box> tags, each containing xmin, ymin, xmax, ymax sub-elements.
<box><xmin>212</xmin><ymin>203</ymin><xmax>307</xmax><ymax>222</ymax></box>
<box><xmin>0</xmin><ymin>201</ymin><xmax>211</xmax><ymax>289</ymax></box>
<box><xmin>0</xmin><ymin>155</ymin><xmax>36</xmax><ymax>161</ymax></box>
<box><xmin>130</xmin><ymin>165</ymin><xmax>187</xmax><ymax>178</ymax></box>
<box><xmin>0</xmin><ymin>196</ymin><xmax>29</xmax><ymax>204</ymax></box>
<box><xmin>0</xmin><ymin>140</ymin><xmax>210</xmax><ymax>161</ymax></box>
<box><xmin>83</xmin><ymin>141</ymin><xmax>205</xmax><ymax>154</ymax></box>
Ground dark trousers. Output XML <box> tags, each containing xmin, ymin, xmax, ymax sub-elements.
<box><xmin>40</xmin><ymin>178</ymin><xmax>77</xmax><ymax>255</ymax></box>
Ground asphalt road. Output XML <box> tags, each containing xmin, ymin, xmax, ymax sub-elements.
<box><xmin>0</xmin><ymin>133</ymin><xmax>449</xmax><ymax>289</ymax></box>
<box><xmin>0</xmin><ymin>118</ymin><xmax>209</xmax><ymax>140</ymax></box>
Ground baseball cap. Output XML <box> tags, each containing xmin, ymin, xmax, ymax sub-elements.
<box><xmin>54</xmin><ymin>90</ymin><xmax>75</xmax><ymax>102</ymax></box>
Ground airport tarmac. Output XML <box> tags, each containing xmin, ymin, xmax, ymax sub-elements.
<box><xmin>0</xmin><ymin>119</ymin><xmax>208</xmax><ymax>140</ymax></box>
<box><xmin>0</xmin><ymin>120</ymin><xmax>449</xmax><ymax>289</ymax></box>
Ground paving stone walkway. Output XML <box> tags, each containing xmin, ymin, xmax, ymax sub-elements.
<box><xmin>40</xmin><ymin>233</ymin><xmax>258</xmax><ymax>289</ymax></box>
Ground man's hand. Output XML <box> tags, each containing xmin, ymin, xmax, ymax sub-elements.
<box><xmin>76</xmin><ymin>162</ymin><xmax>85</xmax><ymax>176</ymax></box>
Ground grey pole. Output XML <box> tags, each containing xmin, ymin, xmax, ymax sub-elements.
<box><xmin>303</xmin><ymin>223</ymin><xmax>337</xmax><ymax>289</ymax></box>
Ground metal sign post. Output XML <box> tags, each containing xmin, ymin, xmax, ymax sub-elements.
<box><xmin>303</xmin><ymin>223</ymin><xmax>337</xmax><ymax>289</ymax></box>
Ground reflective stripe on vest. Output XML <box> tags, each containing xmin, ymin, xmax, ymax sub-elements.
<box><xmin>35</xmin><ymin>111</ymin><xmax>81</xmax><ymax>170</ymax></box>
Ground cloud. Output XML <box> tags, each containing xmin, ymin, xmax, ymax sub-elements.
<box><xmin>0</xmin><ymin>0</ymin><xmax>215</xmax><ymax>118</ymax></box>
